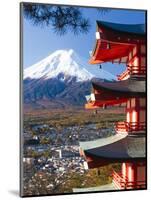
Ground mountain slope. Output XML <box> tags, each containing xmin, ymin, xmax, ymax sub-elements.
<box><xmin>24</xmin><ymin>49</ymin><xmax>116</xmax><ymax>81</ymax></box>
<box><xmin>24</xmin><ymin>49</ymin><xmax>116</xmax><ymax>108</ymax></box>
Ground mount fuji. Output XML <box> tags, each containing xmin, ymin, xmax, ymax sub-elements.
<box><xmin>24</xmin><ymin>49</ymin><xmax>116</xmax><ymax>109</ymax></box>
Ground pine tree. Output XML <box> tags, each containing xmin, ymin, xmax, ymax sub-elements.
<box><xmin>23</xmin><ymin>3</ymin><xmax>109</xmax><ymax>35</ymax></box>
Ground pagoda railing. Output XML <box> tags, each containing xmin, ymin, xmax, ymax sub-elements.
<box><xmin>112</xmin><ymin>170</ymin><xmax>146</xmax><ymax>189</ymax></box>
<box><xmin>117</xmin><ymin>66</ymin><xmax>146</xmax><ymax>80</ymax></box>
<box><xmin>115</xmin><ymin>121</ymin><xmax>146</xmax><ymax>134</ymax></box>
<box><xmin>117</xmin><ymin>70</ymin><xmax>130</xmax><ymax>80</ymax></box>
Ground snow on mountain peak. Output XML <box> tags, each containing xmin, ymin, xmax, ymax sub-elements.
<box><xmin>24</xmin><ymin>49</ymin><xmax>116</xmax><ymax>81</ymax></box>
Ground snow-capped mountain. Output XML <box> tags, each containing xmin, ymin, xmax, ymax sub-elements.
<box><xmin>23</xmin><ymin>49</ymin><xmax>115</xmax><ymax>109</ymax></box>
<box><xmin>24</xmin><ymin>49</ymin><xmax>115</xmax><ymax>81</ymax></box>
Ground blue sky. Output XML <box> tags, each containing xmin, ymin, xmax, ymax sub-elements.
<box><xmin>23</xmin><ymin>6</ymin><xmax>146</xmax><ymax>76</ymax></box>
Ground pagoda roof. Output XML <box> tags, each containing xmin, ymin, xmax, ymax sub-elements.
<box><xmin>97</xmin><ymin>21</ymin><xmax>145</xmax><ymax>35</ymax></box>
<box><xmin>80</xmin><ymin>133</ymin><xmax>146</xmax><ymax>167</ymax></box>
<box><xmin>92</xmin><ymin>77</ymin><xmax>146</xmax><ymax>96</ymax></box>
<box><xmin>85</xmin><ymin>78</ymin><xmax>145</xmax><ymax>108</ymax></box>
<box><xmin>89</xmin><ymin>21</ymin><xmax>146</xmax><ymax>64</ymax></box>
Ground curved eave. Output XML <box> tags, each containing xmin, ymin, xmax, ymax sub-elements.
<box><xmin>85</xmin><ymin>102</ymin><xmax>100</xmax><ymax>109</ymax></box>
<box><xmin>85</xmin><ymin>98</ymin><xmax>127</xmax><ymax>109</ymax></box>
<box><xmin>89</xmin><ymin>40</ymin><xmax>133</xmax><ymax>64</ymax></box>
<box><xmin>79</xmin><ymin>134</ymin><xmax>146</xmax><ymax>168</ymax></box>
<box><xmin>96</xmin><ymin>21</ymin><xmax>146</xmax><ymax>36</ymax></box>
<box><xmin>80</xmin><ymin>133</ymin><xmax>127</xmax><ymax>150</ymax></box>
<box><xmin>89</xmin><ymin>21</ymin><xmax>146</xmax><ymax>64</ymax></box>
<box><xmin>92</xmin><ymin>78</ymin><xmax>146</xmax><ymax>95</ymax></box>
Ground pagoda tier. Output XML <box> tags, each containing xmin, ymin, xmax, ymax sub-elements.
<box><xmin>79</xmin><ymin>133</ymin><xmax>146</xmax><ymax>190</ymax></box>
<box><xmin>79</xmin><ymin>134</ymin><xmax>145</xmax><ymax>168</ymax></box>
<box><xmin>85</xmin><ymin>77</ymin><xmax>146</xmax><ymax>135</ymax></box>
<box><xmin>89</xmin><ymin>21</ymin><xmax>146</xmax><ymax>80</ymax></box>
<box><xmin>85</xmin><ymin>77</ymin><xmax>145</xmax><ymax>108</ymax></box>
<box><xmin>89</xmin><ymin>21</ymin><xmax>145</xmax><ymax>63</ymax></box>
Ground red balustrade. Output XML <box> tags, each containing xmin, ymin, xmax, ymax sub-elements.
<box><xmin>117</xmin><ymin>70</ymin><xmax>130</xmax><ymax>80</ymax></box>
<box><xmin>117</xmin><ymin>66</ymin><xmax>146</xmax><ymax>80</ymax></box>
<box><xmin>115</xmin><ymin>121</ymin><xmax>146</xmax><ymax>134</ymax></box>
<box><xmin>112</xmin><ymin>170</ymin><xmax>146</xmax><ymax>189</ymax></box>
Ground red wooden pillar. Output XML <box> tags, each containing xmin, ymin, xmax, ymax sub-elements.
<box><xmin>136</xmin><ymin>162</ymin><xmax>146</xmax><ymax>188</ymax></box>
<box><xmin>126</xmin><ymin>163</ymin><xmax>135</xmax><ymax>189</ymax></box>
<box><xmin>126</xmin><ymin>97</ymin><xmax>145</xmax><ymax>133</ymax></box>
<box><xmin>121</xmin><ymin>162</ymin><xmax>146</xmax><ymax>189</ymax></box>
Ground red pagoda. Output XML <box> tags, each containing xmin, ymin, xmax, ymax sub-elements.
<box><xmin>75</xmin><ymin>21</ymin><xmax>146</xmax><ymax>192</ymax></box>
